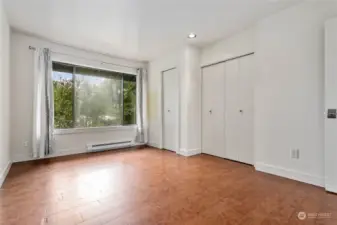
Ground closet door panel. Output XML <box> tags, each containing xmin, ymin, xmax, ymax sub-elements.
<box><xmin>202</xmin><ymin>64</ymin><xmax>225</xmax><ymax>158</ymax></box>
<box><xmin>237</xmin><ymin>55</ymin><xmax>255</xmax><ymax>164</ymax></box>
<box><xmin>225</xmin><ymin>59</ymin><xmax>241</xmax><ymax>161</ymax></box>
<box><xmin>163</xmin><ymin>69</ymin><xmax>179</xmax><ymax>151</ymax></box>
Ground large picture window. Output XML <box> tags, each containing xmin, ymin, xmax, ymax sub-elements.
<box><xmin>52</xmin><ymin>62</ymin><xmax>137</xmax><ymax>129</ymax></box>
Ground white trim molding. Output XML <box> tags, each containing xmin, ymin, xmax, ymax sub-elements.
<box><xmin>54</xmin><ymin>125</ymin><xmax>137</xmax><ymax>135</ymax></box>
<box><xmin>147</xmin><ymin>142</ymin><xmax>161</xmax><ymax>149</ymax></box>
<box><xmin>325</xmin><ymin>183</ymin><xmax>337</xmax><ymax>194</ymax></box>
<box><xmin>0</xmin><ymin>161</ymin><xmax>12</xmax><ymax>188</ymax></box>
<box><xmin>12</xmin><ymin>148</ymin><xmax>86</xmax><ymax>163</ymax></box>
<box><xmin>13</xmin><ymin>143</ymin><xmax>145</xmax><ymax>163</ymax></box>
<box><xmin>12</xmin><ymin>153</ymin><xmax>32</xmax><ymax>163</ymax></box>
<box><xmin>178</xmin><ymin>148</ymin><xmax>201</xmax><ymax>157</ymax></box>
<box><xmin>255</xmin><ymin>162</ymin><xmax>324</xmax><ymax>187</ymax></box>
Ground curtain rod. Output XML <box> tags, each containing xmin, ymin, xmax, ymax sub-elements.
<box><xmin>28</xmin><ymin>45</ymin><xmax>141</xmax><ymax>70</ymax></box>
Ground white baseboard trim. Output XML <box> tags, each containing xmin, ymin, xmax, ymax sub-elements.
<box><xmin>255</xmin><ymin>162</ymin><xmax>324</xmax><ymax>187</ymax></box>
<box><xmin>12</xmin><ymin>148</ymin><xmax>86</xmax><ymax>163</ymax></box>
<box><xmin>12</xmin><ymin>153</ymin><xmax>31</xmax><ymax>163</ymax></box>
<box><xmin>0</xmin><ymin>161</ymin><xmax>12</xmax><ymax>188</ymax></box>
<box><xmin>50</xmin><ymin>148</ymin><xmax>87</xmax><ymax>158</ymax></box>
<box><xmin>177</xmin><ymin>148</ymin><xmax>201</xmax><ymax>157</ymax></box>
<box><xmin>147</xmin><ymin>142</ymin><xmax>161</xmax><ymax>149</ymax></box>
<box><xmin>325</xmin><ymin>183</ymin><xmax>337</xmax><ymax>194</ymax></box>
<box><xmin>13</xmin><ymin>144</ymin><xmax>146</xmax><ymax>163</ymax></box>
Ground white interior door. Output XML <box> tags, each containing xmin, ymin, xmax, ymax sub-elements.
<box><xmin>163</xmin><ymin>68</ymin><xmax>179</xmax><ymax>151</ymax></box>
<box><xmin>225</xmin><ymin>55</ymin><xmax>254</xmax><ymax>165</ymax></box>
<box><xmin>237</xmin><ymin>55</ymin><xmax>254</xmax><ymax>165</ymax></box>
<box><xmin>225</xmin><ymin>59</ymin><xmax>241</xmax><ymax>162</ymax></box>
<box><xmin>202</xmin><ymin>63</ymin><xmax>225</xmax><ymax>158</ymax></box>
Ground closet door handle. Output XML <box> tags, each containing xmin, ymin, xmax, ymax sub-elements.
<box><xmin>209</xmin><ymin>110</ymin><xmax>212</xmax><ymax>114</ymax></box>
<box><xmin>239</xmin><ymin>109</ymin><xmax>243</xmax><ymax>113</ymax></box>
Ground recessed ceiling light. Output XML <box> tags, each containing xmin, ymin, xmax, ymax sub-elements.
<box><xmin>188</xmin><ymin>33</ymin><xmax>197</xmax><ymax>39</ymax></box>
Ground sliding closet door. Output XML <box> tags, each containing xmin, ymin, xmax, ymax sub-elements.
<box><xmin>163</xmin><ymin>68</ymin><xmax>179</xmax><ymax>151</ymax></box>
<box><xmin>225</xmin><ymin>55</ymin><xmax>254</xmax><ymax>165</ymax></box>
<box><xmin>237</xmin><ymin>55</ymin><xmax>254</xmax><ymax>164</ymax></box>
<box><xmin>225</xmin><ymin>59</ymin><xmax>241</xmax><ymax>161</ymax></box>
<box><xmin>202</xmin><ymin>63</ymin><xmax>225</xmax><ymax>158</ymax></box>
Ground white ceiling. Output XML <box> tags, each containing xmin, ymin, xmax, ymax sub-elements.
<box><xmin>4</xmin><ymin>0</ymin><xmax>300</xmax><ymax>61</ymax></box>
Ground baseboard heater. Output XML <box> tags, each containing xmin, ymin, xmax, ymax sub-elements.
<box><xmin>87</xmin><ymin>140</ymin><xmax>133</xmax><ymax>152</ymax></box>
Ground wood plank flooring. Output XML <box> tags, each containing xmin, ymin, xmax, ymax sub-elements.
<box><xmin>0</xmin><ymin>148</ymin><xmax>336</xmax><ymax>225</ymax></box>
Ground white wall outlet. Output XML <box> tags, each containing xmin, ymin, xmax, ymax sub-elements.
<box><xmin>291</xmin><ymin>149</ymin><xmax>300</xmax><ymax>159</ymax></box>
<box><xmin>23</xmin><ymin>141</ymin><xmax>28</xmax><ymax>147</ymax></box>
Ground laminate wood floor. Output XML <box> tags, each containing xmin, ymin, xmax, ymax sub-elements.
<box><xmin>1</xmin><ymin>148</ymin><xmax>336</xmax><ymax>225</ymax></box>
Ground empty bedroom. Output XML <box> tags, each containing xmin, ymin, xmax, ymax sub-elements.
<box><xmin>1</xmin><ymin>0</ymin><xmax>337</xmax><ymax>224</ymax></box>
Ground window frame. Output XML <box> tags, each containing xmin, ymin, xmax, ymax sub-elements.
<box><xmin>51</xmin><ymin>61</ymin><xmax>138</xmax><ymax>134</ymax></box>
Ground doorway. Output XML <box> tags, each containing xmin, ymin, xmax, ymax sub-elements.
<box><xmin>162</xmin><ymin>68</ymin><xmax>179</xmax><ymax>152</ymax></box>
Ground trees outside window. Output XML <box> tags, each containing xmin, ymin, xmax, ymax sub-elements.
<box><xmin>123</xmin><ymin>75</ymin><xmax>137</xmax><ymax>125</ymax></box>
<box><xmin>52</xmin><ymin>62</ymin><xmax>137</xmax><ymax>129</ymax></box>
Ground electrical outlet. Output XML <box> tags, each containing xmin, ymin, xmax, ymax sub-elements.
<box><xmin>291</xmin><ymin>149</ymin><xmax>300</xmax><ymax>159</ymax></box>
<box><xmin>23</xmin><ymin>141</ymin><xmax>28</xmax><ymax>147</ymax></box>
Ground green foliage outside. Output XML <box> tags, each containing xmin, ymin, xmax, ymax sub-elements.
<box><xmin>123</xmin><ymin>80</ymin><xmax>137</xmax><ymax>125</ymax></box>
<box><xmin>75</xmin><ymin>75</ymin><xmax>122</xmax><ymax>127</ymax></box>
<box><xmin>53</xmin><ymin>75</ymin><xmax>136</xmax><ymax>129</ymax></box>
<box><xmin>53</xmin><ymin>79</ymin><xmax>74</xmax><ymax>129</ymax></box>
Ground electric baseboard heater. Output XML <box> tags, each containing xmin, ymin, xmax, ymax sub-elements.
<box><xmin>87</xmin><ymin>140</ymin><xmax>133</xmax><ymax>152</ymax></box>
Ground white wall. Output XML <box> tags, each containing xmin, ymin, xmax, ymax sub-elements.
<box><xmin>148</xmin><ymin>50</ymin><xmax>180</xmax><ymax>148</ymax></box>
<box><xmin>179</xmin><ymin>46</ymin><xmax>201</xmax><ymax>153</ymax></box>
<box><xmin>254</xmin><ymin>1</ymin><xmax>337</xmax><ymax>187</ymax></box>
<box><xmin>201</xmin><ymin>27</ymin><xmax>255</xmax><ymax>67</ymax></box>
<box><xmin>10</xmin><ymin>31</ymin><xmax>146</xmax><ymax>162</ymax></box>
<box><xmin>0</xmin><ymin>0</ymin><xmax>10</xmax><ymax>186</ymax></box>
<box><xmin>199</xmin><ymin>1</ymin><xmax>337</xmax><ymax>187</ymax></box>
<box><xmin>323</xmin><ymin>18</ymin><xmax>337</xmax><ymax>193</ymax></box>
<box><xmin>147</xmin><ymin>45</ymin><xmax>201</xmax><ymax>154</ymax></box>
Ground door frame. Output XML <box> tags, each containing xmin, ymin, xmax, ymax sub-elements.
<box><xmin>325</xmin><ymin>19</ymin><xmax>337</xmax><ymax>193</ymax></box>
<box><xmin>160</xmin><ymin>67</ymin><xmax>180</xmax><ymax>153</ymax></box>
<box><xmin>200</xmin><ymin>68</ymin><xmax>207</xmax><ymax>156</ymax></box>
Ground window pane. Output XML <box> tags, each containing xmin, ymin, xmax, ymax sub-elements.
<box><xmin>52</xmin><ymin>62</ymin><xmax>137</xmax><ymax>129</ymax></box>
<box><xmin>74</xmin><ymin>68</ymin><xmax>123</xmax><ymax>128</ymax></box>
<box><xmin>52</xmin><ymin>63</ymin><xmax>74</xmax><ymax>129</ymax></box>
<box><xmin>123</xmin><ymin>74</ymin><xmax>137</xmax><ymax>125</ymax></box>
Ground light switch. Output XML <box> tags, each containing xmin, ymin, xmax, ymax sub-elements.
<box><xmin>327</xmin><ymin>109</ymin><xmax>337</xmax><ymax>119</ymax></box>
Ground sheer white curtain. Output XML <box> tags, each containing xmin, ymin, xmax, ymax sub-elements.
<box><xmin>32</xmin><ymin>48</ymin><xmax>53</xmax><ymax>158</ymax></box>
<box><xmin>135</xmin><ymin>68</ymin><xmax>148</xmax><ymax>144</ymax></box>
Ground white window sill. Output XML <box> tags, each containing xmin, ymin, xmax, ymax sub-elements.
<box><xmin>54</xmin><ymin>125</ymin><xmax>137</xmax><ymax>135</ymax></box>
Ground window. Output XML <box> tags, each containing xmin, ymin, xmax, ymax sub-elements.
<box><xmin>52</xmin><ymin>62</ymin><xmax>137</xmax><ymax>129</ymax></box>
